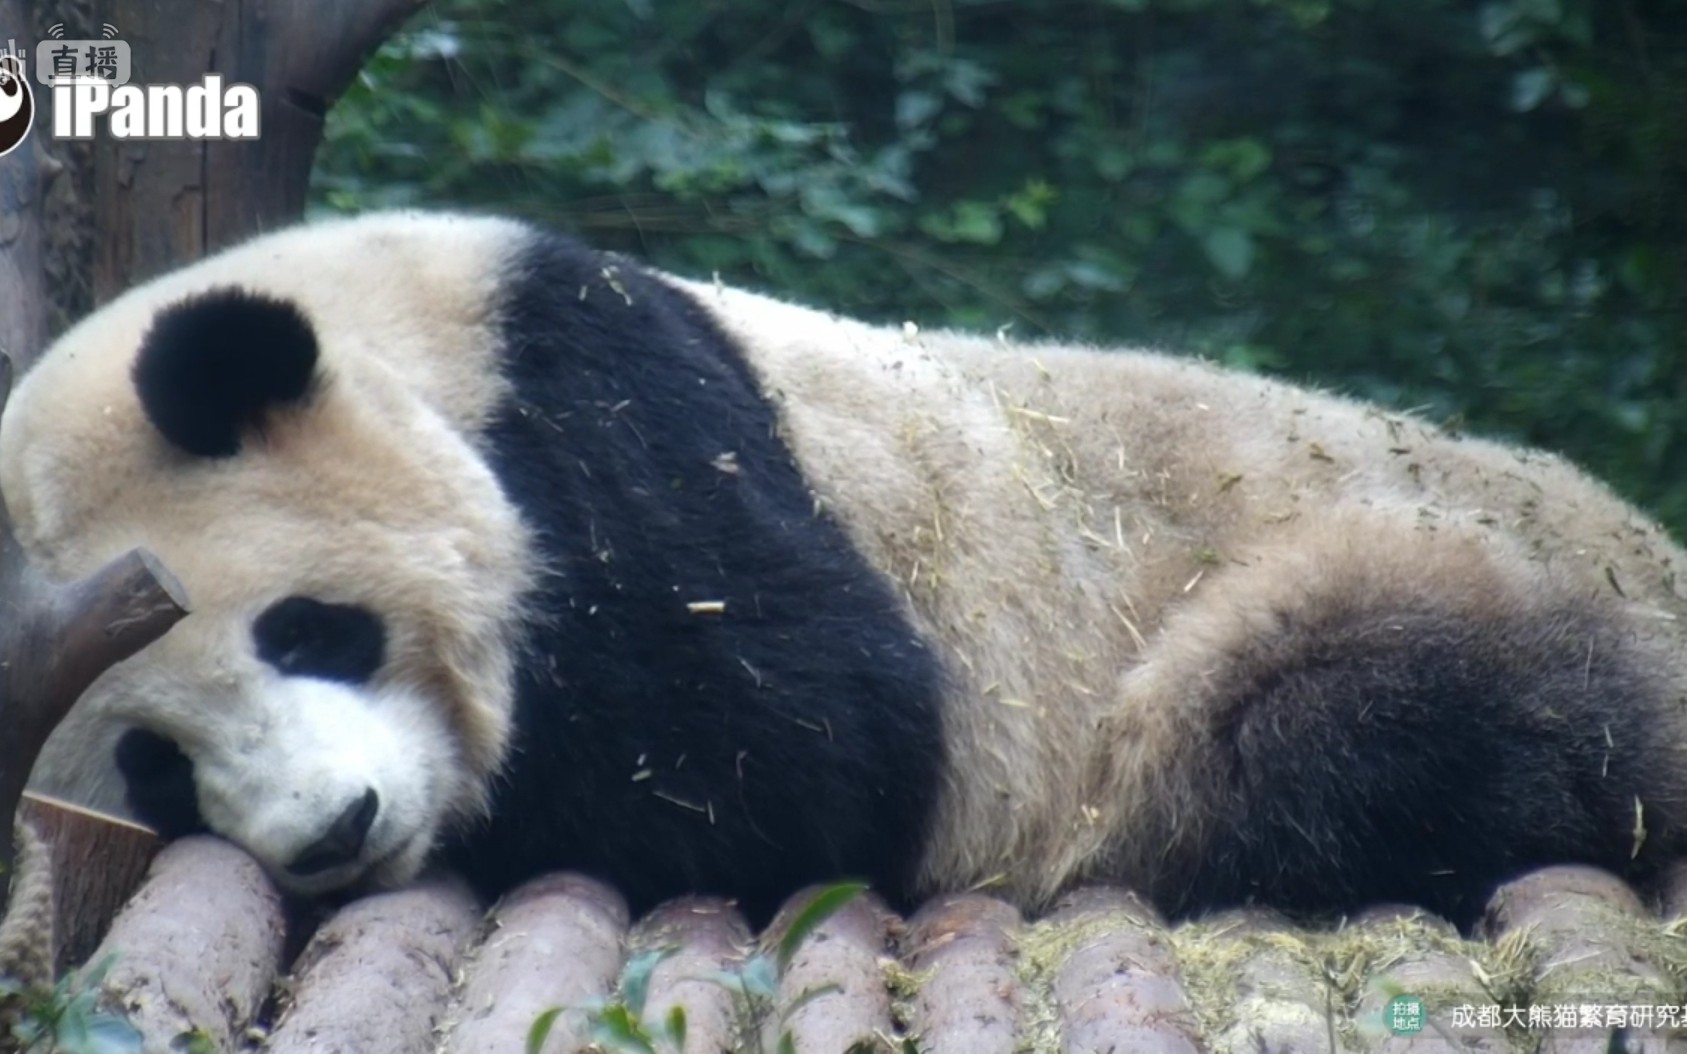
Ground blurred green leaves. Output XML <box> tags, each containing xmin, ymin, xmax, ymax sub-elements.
<box><xmin>315</xmin><ymin>0</ymin><xmax>1687</xmax><ymax>532</ymax></box>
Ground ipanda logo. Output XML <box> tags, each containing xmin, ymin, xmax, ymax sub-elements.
<box><xmin>52</xmin><ymin>73</ymin><xmax>259</xmax><ymax>140</ymax></box>
<box><xmin>1</xmin><ymin>26</ymin><xmax>259</xmax><ymax>145</ymax></box>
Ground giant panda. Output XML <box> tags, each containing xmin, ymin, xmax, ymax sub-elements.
<box><xmin>4</xmin><ymin>210</ymin><xmax>1686</xmax><ymax>931</ymax></box>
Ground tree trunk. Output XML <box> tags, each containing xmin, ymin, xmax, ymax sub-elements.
<box><xmin>93</xmin><ymin>0</ymin><xmax>427</xmax><ymax>301</ymax></box>
<box><xmin>0</xmin><ymin>0</ymin><xmax>52</xmax><ymax>368</ymax></box>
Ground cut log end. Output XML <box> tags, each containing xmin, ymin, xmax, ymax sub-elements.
<box><xmin>19</xmin><ymin>793</ymin><xmax>160</xmax><ymax>973</ymax></box>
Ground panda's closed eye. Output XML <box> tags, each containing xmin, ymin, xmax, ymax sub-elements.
<box><xmin>253</xmin><ymin>596</ymin><xmax>386</xmax><ymax>685</ymax></box>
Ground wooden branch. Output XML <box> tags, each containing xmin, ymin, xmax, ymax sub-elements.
<box><xmin>0</xmin><ymin>351</ymin><xmax>191</xmax><ymax>915</ymax></box>
<box><xmin>94</xmin><ymin>0</ymin><xmax>428</xmax><ymax>301</ymax></box>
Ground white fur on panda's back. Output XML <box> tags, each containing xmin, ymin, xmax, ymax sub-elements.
<box><xmin>668</xmin><ymin>273</ymin><xmax>1687</xmax><ymax>906</ymax></box>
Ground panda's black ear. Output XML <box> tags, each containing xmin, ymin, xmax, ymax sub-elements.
<box><xmin>133</xmin><ymin>287</ymin><xmax>320</xmax><ymax>458</ymax></box>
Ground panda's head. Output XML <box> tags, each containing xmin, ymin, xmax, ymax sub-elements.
<box><xmin>0</xmin><ymin>232</ymin><xmax>533</xmax><ymax>895</ymax></box>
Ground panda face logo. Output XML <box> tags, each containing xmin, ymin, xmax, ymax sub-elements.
<box><xmin>0</xmin><ymin>54</ymin><xmax>34</xmax><ymax>159</ymax></box>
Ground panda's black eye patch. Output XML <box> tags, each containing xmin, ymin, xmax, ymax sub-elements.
<box><xmin>253</xmin><ymin>597</ymin><xmax>386</xmax><ymax>685</ymax></box>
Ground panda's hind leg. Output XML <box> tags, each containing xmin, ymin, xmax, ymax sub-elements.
<box><xmin>1122</xmin><ymin>517</ymin><xmax>1687</xmax><ymax>929</ymax></box>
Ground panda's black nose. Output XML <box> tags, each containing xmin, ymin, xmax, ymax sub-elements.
<box><xmin>286</xmin><ymin>787</ymin><xmax>379</xmax><ymax>877</ymax></box>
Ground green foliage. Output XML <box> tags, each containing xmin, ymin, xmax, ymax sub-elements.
<box><xmin>525</xmin><ymin>1007</ymin><xmax>564</xmax><ymax>1054</ymax></box>
<box><xmin>315</xmin><ymin>0</ymin><xmax>1687</xmax><ymax>534</ymax></box>
<box><xmin>775</xmin><ymin>881</ymin><xmax>868</xmax><ymax>975</ymax></box>
<box><xmin>0</xmin><ymin>956</ymin><xmax>142</xmax><ymax>1054</ymax></box>
<box><xmin>526</xmin><ymin>882</ymin><xmax>868</xmax><ymax>1054</ymax></box>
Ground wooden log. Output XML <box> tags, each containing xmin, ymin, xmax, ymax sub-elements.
<box><xmin>902</xmin><ymin>894</ymin><xmax>1023</xmax><ymax>1054</ymax></box>
<box><xmin>1041</xmin><ymin>889</ymin><xmax>1202</xmax><ymax>1054</ymax></box>
<box><xmin>90</xmin><ymin>836</ymin><xmax>286</xmax><ymax>1051</ymax></box>
<box><xmin>441</xmin><ymin>873</ymin><xmax>628</xmax><ymax>1054</ymax></box>
<box><xmin>632</xmin><ymin>897</ymin><xmax>752</xmax><ymax>1054</ymax></box>
<box><xmin>265</xmin><ymin>873</ymin><xmax>482</xmax><ymax>1053</ymax></box>
<box><xmin>18</xmin><ymin>792</ymin><xmax>159</xmax><ymax>973</ymax></box>
<box><xmin>1348</xmin><ymin>910</ymin><xmax>1509</xmax><ymax>1054</ymax></box>
<box><xmin>760</xmin><ymin>888</ymin><xmax>897</xmax><ymax>1054</ymax></box>
<box><xmin>1483</xmin><ymin>866</ymin><xmax>1682</xmax><ymax>1054</ymax></box>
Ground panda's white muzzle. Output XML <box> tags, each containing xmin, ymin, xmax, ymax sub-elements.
<box><xmin>188</xmin><ymin>676</ymin><xmax>449</xmax><ymax>895</ymax></box>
